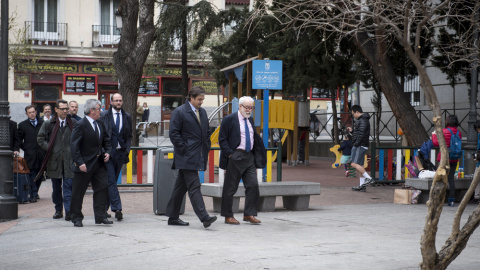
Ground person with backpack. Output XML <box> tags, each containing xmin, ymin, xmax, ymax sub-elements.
<box><xmin>432</xmin><ymin>115</ymin><xmax>462</xmax><ymax>207</ymax></box>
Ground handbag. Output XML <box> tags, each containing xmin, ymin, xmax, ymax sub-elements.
<box><xmin>13</xmin><ymin>156</ymin><xmax>30</xmax><ymax>174</ymax></box>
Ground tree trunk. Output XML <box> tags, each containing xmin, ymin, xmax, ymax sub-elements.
<box><xmin>330</xmin><ymin>88</ymin><xmax>339</xmax><ymax>145</ymax></box>
<box><xmin>113</xmin><ymin>0</ymin><xmax>155</xmax><ymax>148</ymax></box>
<box><xmin>354</xmin><ymin>32</ymin><xmax>429</xmax><ymax>146</ymax></box>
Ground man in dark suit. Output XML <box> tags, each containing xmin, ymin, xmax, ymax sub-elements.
<box><xmin>219</xmin><ymin>96</ymin><xmax>266</xmax><ymax>225</ymax></box>
<box><xmin>68</xmin><ymin>100</ymin><xmax>82</xmax><ymax>121</ymax></box>
<box><xmin>70</xmin><ymin>99</ymin><xmax>112</xmax><ymax>227</ymax></box>
<box><xmin>99</xmin><ymin>93</ymin><xmax>132</xmax><ymax>221</ymax></box>
<box><xmin>165</xmin><ymin>86</ymin><xmax>217</xmax><ymax>228</ymax></box>
<box><xmin>17</xmin><ymin>105</ymin><xmax>46</xmax><ymax>202</ymax></box>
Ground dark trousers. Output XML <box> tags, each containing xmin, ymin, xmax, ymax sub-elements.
<box><xmin>28</xmin><ymin>169</ymin><xmax>43</xmax><ymax>200</ymax></box>
<box><xmin>221</xmin><ymin>150</ymin><xmax>259</xmax><ymax>217</ymax></box>
<box><xmin>105</xmin><ymin>150</ymin><xmax>125</xmax><ymax>212</ymax></box>
<box><xmin>448</xmin><ymin>161</ymin><xmax>457</xmax><ymax>199</ymax></box>
<box><xmin>70</xmin><ymin>159</ymin><xmax>108</xmax><ymax>223</ymax></box>
<box><xmin>166</xmin><ymin>169</ymin><xmax>209</xmax><ymax>222</ymax></box>
<box><xmin>51</xmin><ymin>177</ymin><xmax>73</xmax><ymax>213</ymax></box>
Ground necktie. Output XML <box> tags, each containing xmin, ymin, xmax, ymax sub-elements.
<box><xmin>244</xmin><ymin>118</ymin><xmax>251</xmax><ymax>153</ymax></box>
<box><xmin>60</xmin><ymin>121</ymin><xmax>64</xmax><ymax>131</ymax></box>
<box><xmin>94</xmin><ymin>120</ymin><xmax>100</xmax><ymax>139</ymax></box>
<box><xmin>30</xmin><ymin>119</ymin><xmax>36</xmax><ymax>127</ymax></box>
<box><xmin>195</xmin><ymin>109</ymin><xmax>201</xmax><ymax>124</ymax></box>
<box><xmin>115</xmin><ymin>112</ymin><xmax>120</xmax><ymax>132</ymax></box>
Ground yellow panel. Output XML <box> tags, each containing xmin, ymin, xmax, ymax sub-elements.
<box><xmin>127</xmin><ymin>150</ymin><xmax>133</xmax><ymax>184</ymax></box>
<box><xmin>168</xmin><ymin>153</ymin><xmax>174</xmax><ymax>159</ymax></box>
<box><xmin>267</xmin><ymin>150</ymin><xmax>272</xmax><ymax>182</ymax></box>
<box><xmin>405</xmin><ymin>149</ymin><xmax>410</xmax><ymax>179</ymax></box>
<box><xmin>210</xmin><ymin>126</ymin><xmax>221</xmax><ymax>145</ymax></box>
<box><xmin>268</xmin><ymin>100</ymin><xmax>295</xmax><ymax>130</ymax></box>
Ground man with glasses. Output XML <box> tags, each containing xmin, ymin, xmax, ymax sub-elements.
<box><xmin>37</xmin><ymin>99</ymin><xmax>76</xmax><ymax>220</ymax></box>
<box><xmin>70</xmin><ymin>99</ymin><xmax>112</xmax><ymax>227</ymax></box>
<box><xmin>219</xmin><ymin>96</ymin><xmax>266</xmax><ymax>225</ymax></box>
<box><xmin>99</xmin><ymin>93</ymin><xmax>133</xmax><ymax>221</ymax></box>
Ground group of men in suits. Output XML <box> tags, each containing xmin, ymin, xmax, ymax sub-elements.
<box><xmin>166</xmin><ymin>87</ymin><xmax>266</xmax><ymax>229</ymax></box>
<box><xmin>12</xmin><ymin>95</ymin><xmax>132</xmax><ymax>228</ymax></box>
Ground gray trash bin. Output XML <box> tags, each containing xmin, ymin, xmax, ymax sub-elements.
<box><xmin>153</xmin><ymin>147</ymin><xmax>186</xmax><ymax>215</ymax></box>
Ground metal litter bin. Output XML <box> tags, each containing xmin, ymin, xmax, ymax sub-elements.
<box><xmin>153</xmin><ymin>147</ymin><xmax>185</xmax><ymax>215</ymax></box>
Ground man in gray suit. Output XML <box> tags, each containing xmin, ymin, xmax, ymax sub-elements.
<box><xmin>165</xmin><ymin>86</ymin><xmax>217</xmax><ymax>228</ymax></box>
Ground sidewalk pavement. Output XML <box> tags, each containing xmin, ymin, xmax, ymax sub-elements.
<box><xmin>1</xmin><ymin>156</ymin><xmax>479</xmax><ymax>269</ymax></box>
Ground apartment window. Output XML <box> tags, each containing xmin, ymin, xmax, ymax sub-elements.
<box><xmin>100</xmin><ymin>0</ymin><xmax>121</xmax><ymax>36</ymax></box>
<box><xmin>403</xmin><ymin>76</ymin><xmax>421</xmax><ymax>107</ymax></box>
<box><xmin>34</xmin><ymin>0</ymin><xmax>57</xmax><ymax>32</ymax></box>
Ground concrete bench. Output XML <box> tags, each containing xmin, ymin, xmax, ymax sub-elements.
<box><xmin>201</xmin><ymin>181</ymin><xmax>321</xmax><ymax>212</ymax></box>
<box><xmin>405</xmin><ymin>178</ymin><xmax>473</xmax><ymax>203</ymax></box>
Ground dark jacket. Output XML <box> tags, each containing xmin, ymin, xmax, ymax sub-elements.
<box><xmin>142</xmin><ymin>108</ymin><xmax>149</xmax><ymax>122</ymax></box>
<box><xmin>338</xmin><ymin>140</ymin><xmax>352</xmax><ymax>156</ymax></box>
<box><xmin>70</xmin><ymin>117</ymin><xmax>111</xmax><ymax>173</ymax></box>
<box><xmin>17</xmin><ymin>118</ymin><xmax>46</xmax><ymax>170</ymax></box>
<box><xmin>37</xmin><ymin>116</ymin><xmax>76</xmax><ymax>179</ymax></box>
<box><xmin>169</xmin><ymin>102</ymin><xmax>211</xmax><ymax>171</ymax></box>
<box><xmin>352</xmin><ymin>113</ymin><xmax>370</xmax><ymax>148</ymax></box>
<box><xmin>9</xmin><ymin>120</ymin><xmax>20</xmax><ymax>152</ymax></box>
<box><xmin>68</xmin><ymin>114</ymin><xmax>82</xmax><ymax>121</ymax></box>
<box><xmin>218</xmin><ymin>112</ymin><xmax>267</xmax><ymax>170</ymax></box>
<box><xmin>99</xmin><ymin>107</ymin><xmax>133</xmax><ymax>163</ymax></box>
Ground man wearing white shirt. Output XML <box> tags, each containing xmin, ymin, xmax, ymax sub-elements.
<box><xmin>98</xmin><ymin>93</ymin><xmax>132</xmax><ymax>221</ymax></box>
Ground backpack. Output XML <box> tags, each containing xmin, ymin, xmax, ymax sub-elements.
<box><xmin>447</xmin><ymin>128</ymin><xmax>462</xmax><ymax>160</ymax></box>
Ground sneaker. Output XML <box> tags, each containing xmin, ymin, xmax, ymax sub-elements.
<box><xmin>352</xmin><ymin>185</ymin><xmax>366</xmax><ymax>192</ymax></box>
<box><xmin>345</xmin><ymin>171</ymin><xmax>349</xmax><ymax>177</ymax></box>
<box><xmin>361</xmin><ymin>178</ymin><xmax>375</xmax><ymax>187</ymax></box>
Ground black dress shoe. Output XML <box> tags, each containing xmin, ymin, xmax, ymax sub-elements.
<box><xmin>30</xmin><ymin>198</ymin><xmax>37</xmax><ymax>203</ymax></box>
<box><xmin>65</xmin><ymin>212</ymin><xmax>71</xmax><ymax>221</ymax></box>
<box><xmin>203</xmin><ymin>216</ymin><xmax>217</xmax><ymax>228</ymax></box>
<box><xmin>95</xmin><ymin>218</ymin><xmax>113</xmax><ymax>225</ymax></box>
<box><xmin>168</xmin><ymin>218</ymin><xmax>189</xmax><ymax>226</ymax></box>
<box><xmin>106</xmin><ymin>213</ymin><xmax>112</xmax><ymax>218</ymax></box>
<box><xmin>73</xmin><ymin>220</ymin><xmax>83</xmax><ymax>227</ymax></box>
<box><xmin>115</xmin><ymin>211</ymin><xmax>123</xmax><ymax>221</ymax></box>
<box><xmin>53</xmin><ymin>212</ymin><xmax>63</xmax><ymax>219</ymax></box>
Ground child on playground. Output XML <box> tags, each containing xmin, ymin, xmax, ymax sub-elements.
<box><xmin>338</xmin><ymin>134</ymin><xmax>353</xmax><ymax>177</ymax></box>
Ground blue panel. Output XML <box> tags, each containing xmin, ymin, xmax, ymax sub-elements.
<box><xmin>231</xmin><ymin>97</ymin><xmax>239</xmax><ymax>113</ymax></box>
<box><xmin>117</xmin><ymin>169</ymin><xmax>122</xmax><ymax>184</ymax></box>
<box><xmin>233</xmin><ymin>65</ymin><xmax>245</xmax><ymax>83</ymax></box>
<box><xmin>199</xmin><ymin>171</ymin><xmax>204</xmax><ymax>183</ymax></box>
<box><xmin>254</xmin><ymin>99</ymin><xmax>262</xmax><ymax>127</ymax></box>
<box><xmin>378</xmin><ymin>150</ymin><xmax>384</xmax><ymax>181</ymax></box>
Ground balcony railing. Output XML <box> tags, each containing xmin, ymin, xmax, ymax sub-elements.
<box><xmin>92</xmin><ymin>25</ymin><xmax>120</xmax><ymax>48</ymax></box>
<box><xmin>25</xmin><ymin>21</ymin><xmax>67</xmax><ymax>46</ymax></box>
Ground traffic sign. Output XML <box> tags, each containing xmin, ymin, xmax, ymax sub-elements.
<box><xmin>252</xmin><ymin>60</ymin><xmax>283</xmax><ymax>90</ymax></box>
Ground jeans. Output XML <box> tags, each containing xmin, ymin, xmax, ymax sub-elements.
<box><xmin>51</xmin><ymin>177</ymin><xmax>73</xmax><ymax>213</ymax></box>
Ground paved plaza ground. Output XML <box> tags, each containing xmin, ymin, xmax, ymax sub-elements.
<box><xmin>1</xmin><ymin>157</ymin><xmax>479</xmax><ymax>269</ymax></box>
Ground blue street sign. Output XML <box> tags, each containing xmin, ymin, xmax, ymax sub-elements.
<box><xmin>252</xmin><ymin>60</ymin><xmax>283</xmax><ymax>90</ymax></box>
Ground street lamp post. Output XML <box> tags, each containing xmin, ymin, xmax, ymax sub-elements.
<box><xmin>0</xmin><ymin>0</ymin><xmax>18</xmax><ymax>220</ymax></box>
<box><xmin>465</xmin><ymin>3</ymin><xmax>479</xmax><ymax>176</ymax></box>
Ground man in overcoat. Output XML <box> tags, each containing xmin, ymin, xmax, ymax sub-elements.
<box><xmin>37</xmin><ymin>99</ymin><xmax>76</xmax><ymax>220</ymax></box>
<box><xmin>165</xmin><ymin>86</ymin><xmax>217</xmax><ymax>228</ymax></box>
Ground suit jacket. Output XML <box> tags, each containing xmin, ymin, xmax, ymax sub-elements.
<box><xmin>99</xmin><ymin>107</ymin><xmax>133</xmax><ymax>162</ymax></box>
<box><xmin>9</xmin><ymin>120</ymin><xmax>20</xmax><ymax>152</ymax></box>
<box><xmin>169</xmin><ymin>102</ymin><xmax>211</xmax><ymax>171</ymax></box>
<box><xmin>37</xmin><ymin>116</ymin><xmax>76</xmax><ymax>179</ymax></box>
<box><xmin>70</xmin><ymin>117</ymin><xmax>111</xmax><ymax>173</ymax></box>
<box><xmin>17</xmin><ymin>118</ymin><xmax>46</xmax><ymax>170</ymax></box>
<box><xmin>218</xmin><ymin>112</ymin><xmax>266</xmax><ymax>170</ymax></box>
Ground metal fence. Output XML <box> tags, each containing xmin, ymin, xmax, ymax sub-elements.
<box><xmin>310</xmin><ymin>107</ymin><xmax>480</xmax><ymax>143</ymax></box>
<box><xmin>92</xmin><ymin>25</ymin><xmax>120</xmax><ymax>48</ymax></box>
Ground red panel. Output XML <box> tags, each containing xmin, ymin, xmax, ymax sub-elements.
<box><xmin>388</xmin><ymin>149</ymin><xmax>393</xmax><ymax>181</ymax></box>
<box><xmin>209</xmin><ymin>150</ymin><xmax>215</xmax><ymax>183</ymax></box>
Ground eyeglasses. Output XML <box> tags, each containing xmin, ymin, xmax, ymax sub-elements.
<box><xmin>58</xmin><ymin>108</ymin><xmax>69</xmax><ymax>111</ymax></box>
<box><xmin>241</xmin><ymin>105</ymin><xmax>255</xmax><ymax>110</ymax></box>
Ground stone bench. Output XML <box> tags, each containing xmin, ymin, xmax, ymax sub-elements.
<box><xmin>405</xmin><ymin>178</ymin><xmax>473</xmax><ymax>203</ymax></box>
<box><xmin>201</xmin><ymin>181</ymin><xmax>321</xmax><ymax>212</ymax></box>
